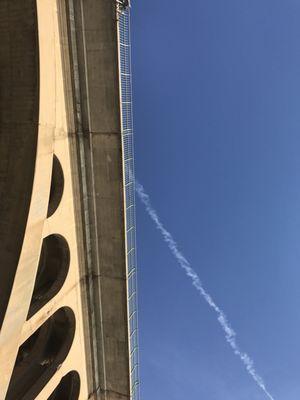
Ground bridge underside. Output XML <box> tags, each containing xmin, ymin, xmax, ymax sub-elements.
<box><xmin>0</xmin><ymin>1</ymin><xmax>130</xmax><ymax>399</ymax></box>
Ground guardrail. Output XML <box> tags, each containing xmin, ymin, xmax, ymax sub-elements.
<box><xmin>117</xmin><ymin>6</ymin><xmax>140</xmax><ymax>400</ymax></box>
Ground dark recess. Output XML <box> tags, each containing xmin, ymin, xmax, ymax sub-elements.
<box><xmin>47</xmin><ymin>155</ymin><xmax>64</xmax><ymax>218</ymax></box>
<box><xmin>6</xmin><ymin>307</ymin><xmax>76</xmax><ymax>400</ymax></box>
<box><xmin>48</xmin><ymin>371</ymin><xmax>80</xmax><ymax>400</ymax></box>
<box><xmin>27</xmin><ymin>234</ymin><xmax>70</xmax><ymax>319</ymax></box>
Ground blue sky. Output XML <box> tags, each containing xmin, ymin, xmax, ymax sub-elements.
<box><xmin>131</xmin><ymin>1</ymin><xmax>300</xmax><ymax>399</ymax></box>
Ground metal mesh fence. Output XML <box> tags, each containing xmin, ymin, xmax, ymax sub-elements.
<box><xmin>118</xmin><ymin>7</ymin><xmax>140</xmax><ymax>400</ymax></box>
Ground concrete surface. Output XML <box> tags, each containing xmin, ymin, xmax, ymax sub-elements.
<box><xmin>0</xmin><ymin>0</ymin><xmax>132</xmax><ymax>399</ymax></box>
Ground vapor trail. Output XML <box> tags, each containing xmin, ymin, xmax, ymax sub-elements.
<box><xmin>135</xmin><ymin>180</ymin><xmax>275</xmax><ymax>400</ymax></box>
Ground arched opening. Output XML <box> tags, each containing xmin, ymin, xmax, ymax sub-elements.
<box><xmin>27</xmin><ymin>234</ymin><xmax>70</xmax><ymax>319</ymax></box>
<box><xmin>7</xmin><ymin>307</ymin><xmax>76</xmax><ymax>400</ymax></box>
<box><xmin>48</xmin><ymin>371</ymin><xmax>80</xmax><ymax>400</ymax></box>
<box><xmin>47</xmin><ymin>155</ymin><xmax>64</xmax><ymax>218</ymax></box>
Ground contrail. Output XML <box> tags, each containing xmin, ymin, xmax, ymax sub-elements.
<box><xmin>135</xmin><ymin>180</ymin><xmax>275</xmax><ymax>400</ymax></box>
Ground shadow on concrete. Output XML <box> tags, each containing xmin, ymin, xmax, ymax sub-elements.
<box><xmin>47</xmin><ymin>155</ymin><xmax>64</xmax><ymax>218</ymax></box>
<box><xmin>48</xmin><ymin>371</ymin><xmax>80</xmax><ymax>400</ymax></box>
<box><xmin>6</xmin><ymin>307</ymin><xmax>75</xmax><ymax>400</ymax></box>
<box><xmin>27</xmin><ymin>235</ymin><xmax>70</xmax><ymax>319</ymax></box>
<box><xmin>0</xmin><ymin>1</ymin><xmax>39</xmax><ymax>329</ymax></box>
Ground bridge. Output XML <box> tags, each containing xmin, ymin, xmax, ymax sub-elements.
<box><xmin>0</xmin><ymin>1</ymin><xmax>139</xmax><ymax>399</ymax></box>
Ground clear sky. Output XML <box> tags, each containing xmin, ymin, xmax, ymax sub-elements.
<box><xmin>131</xmin><ymin>1</ymin><xmax>300</xmax><ymax>399</ymax></box>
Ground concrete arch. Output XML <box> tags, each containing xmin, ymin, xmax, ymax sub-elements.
<box><xmin>0</xmin><ymin>0</ymin><xmax>40</xmax><ymax>331</ymax></box>
<box><xmin>6</xmin><ymin>307</ymin><xmax>76</xmax><ymax>400</ymax></box>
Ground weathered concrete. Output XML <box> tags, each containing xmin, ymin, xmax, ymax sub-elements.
<box><xmin>0</xmin><ymin>1</ymin><xmax>92</xmax><ymax>398</ymax></box>
<box><xmin>0</xmin><ymin>0</ymin><xmax>131</xmax><ymax>399</ymax></box>
<box><xmin>72</xmin><ymin>0</ymin><xmax>131</xmax><ymax>398</ymax></box>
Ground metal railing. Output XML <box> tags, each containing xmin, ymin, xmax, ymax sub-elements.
<box><xmin>117</xmin><ymin>6</ymin><xmax>140</xmax><ymax>400</ymax></box>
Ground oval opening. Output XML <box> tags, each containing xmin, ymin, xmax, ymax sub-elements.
<box><xmin>27</xmin><ymin>234</ymin><xmax>70</xmax><ymax>319</ymax></box>
<box><xmin>48</xmin><ymin>371</ymin><xmax>80</xmax><ymax>400</ymax></box>
<box><xmin>7</xmin><ymin>307</ymin><xmax>76</xmax><ymax>400</ymax></box>
<box><xmin>47</xmin><ymin>155</ymin><xmax>64</xmax><ymax>218</ymax></box>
